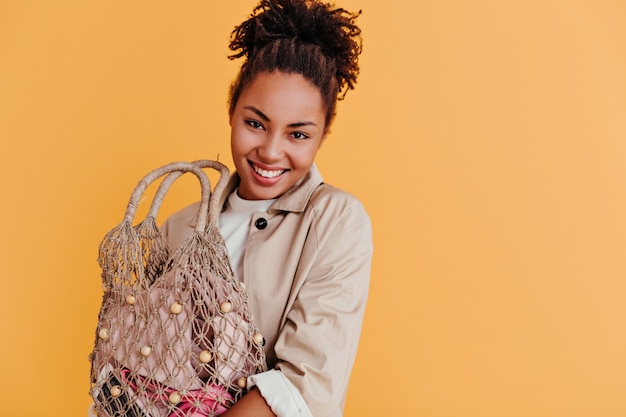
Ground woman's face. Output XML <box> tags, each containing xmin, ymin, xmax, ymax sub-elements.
<box><xmin>230</xmin><ymin>71</ymin><xmax>326</xmax><ymax>200</ymax></box>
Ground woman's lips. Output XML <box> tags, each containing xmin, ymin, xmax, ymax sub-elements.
<box><xmin>249</xmin><ymin>161</ymin><xmax>287</xmax><ymax>184</ymax></box>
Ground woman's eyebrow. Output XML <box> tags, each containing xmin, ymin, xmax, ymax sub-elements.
<box><xmin>243</xmin><ymin>105</ymin><xmax>318</xmax><ymax>128</ymax></box>
<box><xmin>288</xmin><ymin>121</ymin><xmax>317</xmax><ymax>128</ymax></box>
<box><xmin>244</xmin><ymin>106</ymin><xmax>270</xmax><ymax>121</ymax></box>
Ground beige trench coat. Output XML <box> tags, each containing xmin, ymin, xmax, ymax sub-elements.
<box><xmin>161</xmin><ymin>165</ymin><xmax>373</xmax><ymax>417</ymax></box>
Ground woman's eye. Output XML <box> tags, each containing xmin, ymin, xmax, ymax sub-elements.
<box><xmin>291</xmin><ymin>131</ymin><xmax>309</xmax><ymax>140</ymax></box>
<box><xmin>246</xmin><ymin>120</ymin><xmax>264</xmax><ymax>129</ymax></box>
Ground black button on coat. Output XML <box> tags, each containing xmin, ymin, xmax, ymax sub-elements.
<box><xmin>255</xmin><ymin>218</ymin><xmax>268</xmax><ymax>230</ymax></box>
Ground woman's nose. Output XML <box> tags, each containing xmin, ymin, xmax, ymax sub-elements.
<box><xmin>257</xmin><ymin>134</ymin><xmax>283</xmax><ymax>162</ymax></box>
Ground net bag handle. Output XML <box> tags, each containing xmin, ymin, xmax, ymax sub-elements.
<box><xmin>122</xmin><ymin>161</ymin><xmax>214</xmax><ymax>233</ymax></box>
<box><xmin>145</xmin><ymin>160</ymin><xmax>230</xmax><ymax>230</ymax></box>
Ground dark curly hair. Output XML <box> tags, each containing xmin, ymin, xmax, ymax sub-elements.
<box><xmin>228</xmin><ymin>0</ymin><xmax>362</xmax><ymax>131</ymax></box>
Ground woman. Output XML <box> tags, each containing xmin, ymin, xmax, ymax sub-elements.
<box><xmin>177</xmin><ymin>1</ymin><xmax>370</xmax><ymax>416</ymax></box>
<box><xmin>91</xmin><ymin>1</ymin><xmax>371</xmax><ymax>416</ymax></box>
<box><xmin>170</xmin><ymin>1</ymin><xmax>371</xmax><ymax>416</ymax></box>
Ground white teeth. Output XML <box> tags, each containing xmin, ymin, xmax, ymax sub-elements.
<box><xmin>253</xmin><ymin>164</ymin><xmax>284</xmax><ymax>178</ymax></box>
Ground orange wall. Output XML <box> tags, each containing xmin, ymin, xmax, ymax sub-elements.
<box><xmin>1</xmin><ymin>1</ymin><xmax>625</xmax><ymax>416</ymax></box>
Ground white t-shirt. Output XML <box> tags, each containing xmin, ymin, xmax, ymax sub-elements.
<box><xmin>219</xmin><ymin>189</ymin><xmax>275</xmax><ymax>281</ymax></box>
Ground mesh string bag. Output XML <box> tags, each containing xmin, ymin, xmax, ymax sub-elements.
<box><xmin>89</xmin><ymin>160</ymin><xmax>267</xmax><ymax>417</ymax></box>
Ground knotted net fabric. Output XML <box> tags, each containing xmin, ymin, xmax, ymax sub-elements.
<box><xmin>89</xmin><ymin>161</ymin><xmax>267</xmax><ymax>417</ymax></box>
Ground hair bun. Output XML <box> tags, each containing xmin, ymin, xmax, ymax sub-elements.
<box><xmin>230</xmin><ymin>0</ymin><xmax>362</xmax><ymax>94</ymax></box>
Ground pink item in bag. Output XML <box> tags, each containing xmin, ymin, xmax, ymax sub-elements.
<box><xmin>121</xmin><ymin>369</ymin><xmax>234</xmax><ymax>416</ymax></box>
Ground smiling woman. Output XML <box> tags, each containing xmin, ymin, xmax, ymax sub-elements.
<box><xmin>160</xmin><ymin>1</ymin><xmax>371</xmax><ymax>414</ymax></box>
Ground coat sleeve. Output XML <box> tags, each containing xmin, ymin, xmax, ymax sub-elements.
<box><xmin>272</xmin><ymin>192</ymin><xmax>373</xmax><ymax>417</ymax></box>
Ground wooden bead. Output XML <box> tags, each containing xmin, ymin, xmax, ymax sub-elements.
<box><xmin>140</xmin><ymin>345</ymin><xmax>152</xmax><ymax>357</ymax></box>
<box><xmin>125</xmin><ymin>294</ymin><xmax>136</xmax><ymax>305</ymax></box>
<box><xmin>169</xmin><ymin>391</ymin><xmax>181</xmax><ymax>405</ymax></box>
<box><xmin>110</xmin><ymin>385</ymin><xmax>122</xmax><ymax>398</ymax></box>
<box><xmin>220</xmin><ymin>301</ymin><xmax>232</xmax><ymax>314</ymax></box>
<box><xmin>98</xmin><ymin>328</ymin><xmax>110</xmax><ymax>340</ymax></box>
<box><xmin>170</xmin><ymin>302</ymin><xmax>183</xmax><ymax>315</ymax></box>
<box><xmin>237</xmin><ymin>377</ymin><xmax>247</xmax><ymax>389</ymax></box>
<box><xmin>252</xmin><ymin>333</ymin><xmax>264</xmax><ymax>346</ymax></box>
<box><xmin>199</xmin><ymin>350</ymin><xmax>212</xmax><ymax>363</ymax></box>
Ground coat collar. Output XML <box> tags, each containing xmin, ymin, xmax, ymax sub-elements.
<box><xmin>219</xmin><ymin>163</ymin><xmax>324</xmax><ymax>214</ymax></box>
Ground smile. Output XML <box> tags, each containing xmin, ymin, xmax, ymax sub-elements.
<box><xmin>251</xmin><ymin>162</ymin><xmax>286</xmax><ymax>179</ymax></box>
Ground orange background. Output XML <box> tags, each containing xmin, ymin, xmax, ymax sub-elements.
<box><xmin>1</xmin><ymin>1</ymin><xmax>625</xmax><ymax>416</ymax></box>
